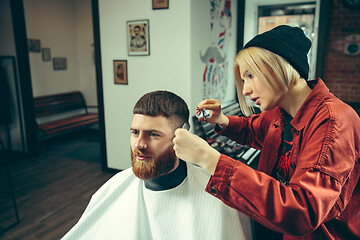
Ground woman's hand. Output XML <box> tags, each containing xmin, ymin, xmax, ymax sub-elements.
<box><xmin>173</xmin><ymin>128</ymin><xmax>220</xmax><ymax>174</ymax></box>
<box><xmin>197</xmin><ymin>99</ymin><xmax>229</xmax><ymax>129</ymax></box>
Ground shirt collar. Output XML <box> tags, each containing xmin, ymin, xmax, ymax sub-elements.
<box><xmin>272</xmin><ymin>78</ymin><xmax>329</xmax><ymax>130</ymax></box>
<box><xmin>144</xmin><ymin>160</ymin><xmax>187</xmax><ymax>191</ymax></box>
<box><xmin>291</xmin><ymin>78</ymin><xmax>329</xmax><ymax>131</ymax></box>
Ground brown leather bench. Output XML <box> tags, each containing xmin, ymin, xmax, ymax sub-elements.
<box><xmin>34</xmin><ymin>91</ymin><xmax>98</xmax><ymax>138</ymax></box>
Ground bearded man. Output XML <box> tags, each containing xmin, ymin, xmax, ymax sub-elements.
<box><xmin>62</xmin><ymin>91</ymin><xmax>252</xmax><ymax>240</ymax></box>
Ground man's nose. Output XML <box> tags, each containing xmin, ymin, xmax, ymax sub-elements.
<box><xmin>135</xmin><ymin>134</ymin><xmax>147</xmax><ymax>149</ymax></box>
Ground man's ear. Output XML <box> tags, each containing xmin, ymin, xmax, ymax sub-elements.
<box><xmin>182</xmin><ymin>122</ymin><xmax>190</xmax><ymax>131</ymax></box>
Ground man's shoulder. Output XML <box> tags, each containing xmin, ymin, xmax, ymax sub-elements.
<box><xmin>93</xmin><ymin>168</ymin><xmax>138</xmax><ymax>196</ymax></box>
<box><xmin>114</xmin><ymin>167</ymin><xmax>134</xmax><ymax>177</ymax></box>
<box><xmin>106</xmin><ymin>167</ymin><xmax>137</xmax><ymax>185</ymax></box>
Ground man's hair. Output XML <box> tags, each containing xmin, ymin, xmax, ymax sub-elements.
<box><xmin>234</xmin><ymin>47</ymin><xmax>301</xmax><ymax>116</ymax></box>
<box><xmin>133</xmin><ymin>90</ymin><xmax>189</xmax><ymax>129</ymax></box>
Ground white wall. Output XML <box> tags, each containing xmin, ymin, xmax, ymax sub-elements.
<box><xmin>76</xmin><ymin>0</ymin><xmax>98</xmax><ymax>106</ymax></box>
<box><xmin>99</xmin><ymin>0</ymin><xmax>238</xmax><ymax>170</ymax></box>
<box><xmin>23</xmin><ymin>0</ymin><xmax>97</xmax><ymax>105</ymax></box>
<box><xmin>190</xmin><ymin>0</ymin><xmax>237</xmax><ymax>110</ymax></box>
<box><xmin>24</xmin><ymin>0</ymin><xmax>79</xmax><ymax>96</ymax></box>
<box><xmin>190</xmin><ymin>0</ymin><xmax>209</xmax><ymax>114</ymax></box>
<box><xmin>99</xmin><ymin>0</ymin><xmax>192</xmax><ymax>169</ymax></box>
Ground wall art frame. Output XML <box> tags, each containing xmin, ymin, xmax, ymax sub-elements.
<box><xmin>152</xmin><ymin>0</ymin><xmax>169</xmax><ymax>9</ymax></box>
<box><xmin>127</xmin><ymin>19</ymin><xmax>150</xmax><ymax>56</ymax></box>
<box><xmin>27</xmin><ymin>39</ymin><xmax>41</xmax><ymax>52</ymax></box>
<box><xmin>53</xmin><ymin>57</ymin><xmax>67</xmax><ymax>70</ymax></box>
<box><xmin>41</xmin><ymin>48</ymin><xmax>51</xmax><ymax>61</ymax></box>
<box><xmin>114</xmin><ymin>60</ymin><xmax>128</xmax><ymax>85</ymax></box>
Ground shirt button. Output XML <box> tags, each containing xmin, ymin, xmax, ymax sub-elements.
<box><xmin>210</xmin><ymin>187</ymin><xmax>218</xmax><ymax>196</ymax></box>
<box><xmin>290</xmin><ymin>163</ymin><xmax>296</xmax><ymax>169</ymax></box>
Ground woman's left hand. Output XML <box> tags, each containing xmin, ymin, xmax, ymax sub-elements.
<box><xmin>173</xmin><ymin>129</ymin><xmax>220</xmax><ymax>174</ymax></box>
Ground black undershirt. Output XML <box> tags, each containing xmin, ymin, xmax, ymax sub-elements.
<box><xmin>144</xmin><ymin>160</ymin><xmax>187</xmax><ymax>191</ymax></box>
<box><xmin>272</xmin><ymin>112</ymin><xmax>293</xmax><ymax>186</ymax></box>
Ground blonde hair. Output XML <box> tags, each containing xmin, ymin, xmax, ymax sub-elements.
<box><xmin>234</xmin><ymin>47</ymin><xmax>301</xmax><ymax>116</ymax></box>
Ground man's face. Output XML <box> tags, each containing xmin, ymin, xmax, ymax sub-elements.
<box><xmin>134</xmin><ymin>27</ymin><xmax>141</xmax><ymax>35</ymax></box>
<box><xmin>116</xmin><ymin>64</ymin><xmax>124</xmax><ymax>79</ymax></box>
<box><xmin>130</xmin><ymin>114</ymin><xmax>178</xmax><ymax>180</ymax></box>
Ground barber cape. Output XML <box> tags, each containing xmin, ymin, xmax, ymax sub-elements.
<box><xmin>62</xmin><ymin>163</ymin><xmax>252</xmax><ymax>240</ymax></box>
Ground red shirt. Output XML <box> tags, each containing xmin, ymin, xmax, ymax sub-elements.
<box><xmin>207</xmin><ymin>79</ymin><xmax>360</xmax><ymax>239</ymax></box>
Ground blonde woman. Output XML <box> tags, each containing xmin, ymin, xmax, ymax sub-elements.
<box><xmin>173</xmin><ymin>25</ymin><xmax>360</xmax><ymax>240</ymax></box>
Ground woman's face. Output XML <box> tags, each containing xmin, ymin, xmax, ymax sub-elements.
<box><xmin>241</xmin><ymin>69</ymin><xmax>282</xmax><ymax>111</ymax></box>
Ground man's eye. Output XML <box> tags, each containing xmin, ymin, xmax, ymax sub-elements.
<box><xmin>150</xmin><ymin>133</ymin><xmax>159</xmax><ymax>137</ymax></box>
<box><xmin>131</xmin><ymin>130</ymin><xmax>138</xmax><ymax>135</ymax></box>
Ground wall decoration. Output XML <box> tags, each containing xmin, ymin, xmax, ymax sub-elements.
<box><xmin>127</xmin><ymin>20</ymin><xmax>150</xmax><ymax>56</ymax></box>
<box><xmin>27</xmin><ymin>39</ymin><xmax>41</xmax><ymax>52</ymax></box>
<box><xmin>114</xmin><ymin>60</ymin><xmax>128</xmax><ymax>85</ymax></box>
<box><xmin>53</xmin><ymin>57</ymin><xmax>67</xmax><ymax>70</ymax></box>
<box><xmin>200</xmin><ymin>0</ymin><xmax>232</xmax><ymax>101</ymax></box>
<box><xmin>152</xmin><ymin>0</ymin><xmax>169</xmax><ymax>9</ymax></box>
<box><xmin>41</xmin><ymin>48</ymin><xmax>51</xmax><ymax>61</ymax></box>
<box><xmin>332</xmin><ymin>34</ymin><xmax>360</xmax><ymax>56</ymax></box>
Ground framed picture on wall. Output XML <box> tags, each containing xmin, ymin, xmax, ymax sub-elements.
<box><xmin>127</xmin><ymin>19</ymin><xmax>150</xmax><ymax>56</ymax></box>
<box><xmin>53</xmin><ymin>57</ymin><xmax>67</xmax><ymax>70</ymax></box>
<box><xmin>27</xmin><ymin>39</ymin><xmax>41</xmax><ymax>52</ymax></box>
<box><xmin>42</xmin><ymin>48</ymin><xmax>51</xmax><ymax>61</ymax></box>
<box><xmin>152</xmin><ymin>0</ymin><xmax>169</xmax><ymax>9</ymax></box>
<box><xmin>114</xmin><ymin>60</ymin><xmax>128</xmax><ymax>85</ymax></box>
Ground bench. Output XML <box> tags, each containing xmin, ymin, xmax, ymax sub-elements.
<box><xmin>192</xmin><ymin>100</ymin><xmax>261</xmax><ymax>170</ymax></box>
<box><xmin>34</xmin><ymin>91</ymin><xmax>99</xmax><ymax>139</ymax></box>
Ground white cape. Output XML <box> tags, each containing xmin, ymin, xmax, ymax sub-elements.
<box><xmin>62</xmin><ymin>163</ymin><xmax>252</xmax><ymax>240</ymax></box>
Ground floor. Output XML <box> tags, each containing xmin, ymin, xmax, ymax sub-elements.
<box><xmin>0</xmin><ymin>130</ymin><xmax>115</xmax><ymax>240</ymax></box>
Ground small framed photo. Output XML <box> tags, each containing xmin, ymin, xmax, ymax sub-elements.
<box><xmin>114</xmin><ymin>60</ymin><xmax>128</xmax><ymax>85</ymax></box>
<box><xmin>42</xmin><ymin>48</ymin><xmax>51</xmax><ymax>61</ymax></box>
<box><xmin>53</xmin><ymin>57</ymin><xmax>67</xmax><ymax>70</ymax></box>
<box><xmin>152</xmin><ymin>0</ymin><xmax>169</xmax><ymax>9</ymax></box>
<box><xmin>28</xmin><ymin>39</ymin><xmax>41</xmax><ymax>52</ymax></box>
<box><xmin>127</xmin><ymin>19</ymin><xmax>150</xmax><ymax>56</ymax></box>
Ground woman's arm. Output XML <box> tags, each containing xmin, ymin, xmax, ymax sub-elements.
<box><xmin>206</xmin><ymin>110</ymin><xmax>357</xmax><ymax>236</ymax></box>
<box><xmin>173</xmin><ymin>129</ymin><xmax>220</xmax><ymax>174</ymax></box>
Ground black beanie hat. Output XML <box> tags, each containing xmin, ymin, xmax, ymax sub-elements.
<box><xmin>243</xmin><ymin>25</ymin><xmax>311</xmax><ymax>80</ymax></box>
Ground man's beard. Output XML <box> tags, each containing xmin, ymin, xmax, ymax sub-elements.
<box><xmin>131</xmin><ymin>144</ymin><xmax>177</xmax><ymax>180</ymax></box>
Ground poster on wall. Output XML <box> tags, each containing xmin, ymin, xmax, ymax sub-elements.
<box><xmin>42</xmin><ymin>48</ymin><xmax>51</xmax><ymax>61</ymax></box>
<box><xmin>152</xmin><ymin>0</ymin><xmax>169</xmax><ymax>9</ymax></box>
<box><xmin>28</xmin><ymin>39</ymin><xmax>41</xmax><ymax>52</ymax></box>
<box><xmin>114</xmin><ymin>60</ymin><xmax>128</xmax><ymax>85</ymax></box>
<box><xmin>127</xmin><ymin>19</ymin><xmax>150</xmax><ymax>56</ymax></box>
<box><xmin>53</xmin><ymin>57</ymin><xmax>67</xmax><ymax>70</ymax></box>
<box><xmin>332</xmin><ymin>34</ymin><xmax>360</xmax><ymax>56</ymax></box>
<box><xmin>200</xmin><ymin>0</ymin><xmax>234</xmax><ymax>103</ymax></box>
